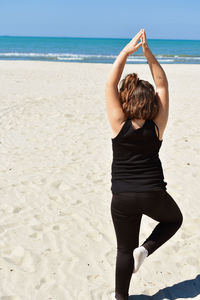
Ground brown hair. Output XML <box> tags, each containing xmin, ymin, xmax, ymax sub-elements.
<box><xmin>119</xmin><ymin>72</ymin><xmax>159</xmax><ymax>120</ymax></box>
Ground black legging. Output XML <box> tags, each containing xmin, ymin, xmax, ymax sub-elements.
<box><xmin>110</xmin><ymin>189</ymin><xmax>183</xmax><ymax>300</ymax></box>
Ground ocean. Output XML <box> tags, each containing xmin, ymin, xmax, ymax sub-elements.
<box><xmin>0</xmin><ymin>36</ymin><xmax>199</xmax><ymax>64</ymax></box>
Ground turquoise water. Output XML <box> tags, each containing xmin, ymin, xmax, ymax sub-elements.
<box><xmin>0</xmin><ymin>36</ymin><xmax>200</xmax><ymax>64</ymax></box>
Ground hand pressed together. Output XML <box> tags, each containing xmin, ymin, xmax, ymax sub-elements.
<box><xmin>122</xmin><ymin>28</ymin><xmax>150</xmax><ymax>57</ymax></box>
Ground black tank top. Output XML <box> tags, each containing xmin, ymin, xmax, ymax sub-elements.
<box><xmin>111</xmin><ymin>118</ymin><xmax>167</xmax><ymax>193</ymax></box>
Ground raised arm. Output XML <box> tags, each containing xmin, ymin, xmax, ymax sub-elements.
<box><xmin>106</xmin><ymin>29</ymin><xmax>143</xmax><ymax>86</ymax></box>
<box><xmin>106</xmin><ymin>30</ymin><xmax>143</xmax><ymax>133</ymax></box>
<box><xmin>141</xmin><ymin>29</ymin><xmax>169</xmax><ymax>132</ymax></box>
<box><xmin>142</xmin><ymin>41</ymin><xmax>168</xmax><ymax>89</ymax></box>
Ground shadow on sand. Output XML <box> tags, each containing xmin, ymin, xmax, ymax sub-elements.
<box><xmin>129</xmin><ymin>274</ymin><xmax>200</xmax><ymax>299</ymax></box>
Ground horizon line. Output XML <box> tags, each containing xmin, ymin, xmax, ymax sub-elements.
<box><xmin>0</xmin><ymin>35</ymin><xmax>199</xmax><ymax>41</ymax></box>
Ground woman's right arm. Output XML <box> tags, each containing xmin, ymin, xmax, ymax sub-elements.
<box><xmin>145</xmin><ymin>48</ymin><xmax>168</xmax><ymax>89</ymax></box>
<box><xmin>141</xmin><ymin>29</ymin><xmax>169</xmax><ymax>134</ymax></box>
<box><xmin>141</xmin><ymin>29</ymin><xmax>168</xmax><ymax>89</ymax></box>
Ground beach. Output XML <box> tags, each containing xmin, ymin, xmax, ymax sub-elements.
<box><xmin>0</xmin><ymin>60</ymin><xmax>199</xmax><ymax>299</ymax></box>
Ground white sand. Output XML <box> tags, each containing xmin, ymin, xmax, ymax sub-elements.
<box><xmin>0</xmin><ymin>60</ymin><xmax>199</xmax><ymax>300</ymax></box>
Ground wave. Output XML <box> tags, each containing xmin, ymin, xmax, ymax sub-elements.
<box><xmin>0</xmin><ymin>52</ymin><xmax>199</xmax><ymax>63</ymax></box>
<box><xmin>0</xmin><ymin>52</ymin><xmax>116</xmax><ymax>59</ymax></box>
<box><xmin>128</xmin><ymin>57</ymin><xmax>175</xmax><ymax>62</ymax></box>
<box><xmin>157</xmin><ymin>55</ymin><xmax>200</xmax><ymax>60</ymax></box>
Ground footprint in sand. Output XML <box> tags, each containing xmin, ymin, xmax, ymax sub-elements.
<box><xmin>36</xmin><ymin>284</ymin><xmax>71</xmax><ymax>299</ymax></box>
<box><xmin>2</xmin><ymin>245</ymin><xmax>40</xmax><ymax>272</ymax></box>
<box><xmin>35</xmin><ymin>277</ymin><xmax>46</xmax><ymax>290</ymax></box>
<box><xmin>86</xmin><ymin>231</ymin><xmax>103</xmax><ymax>242</ymax></box>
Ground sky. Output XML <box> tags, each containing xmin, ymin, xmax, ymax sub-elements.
<box><xmin>0</xmin><ymin>0</ymin><xmax>199</xmax><ymax>40</ymax></box>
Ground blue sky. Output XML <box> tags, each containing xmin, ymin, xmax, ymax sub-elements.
<box><xmin>0</xmin><ymin>0</ymin><xmax>199</xmax><ymax>40</ymax></box>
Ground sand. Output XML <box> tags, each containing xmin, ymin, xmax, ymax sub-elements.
<box><xmin>0</xmin><ymin>60</ymin><xmax>199</xmax><ymax>300</ymax></box>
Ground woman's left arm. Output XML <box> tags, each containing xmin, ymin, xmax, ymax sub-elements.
<box><xmin>106</xmin><ymin>50</ymin><xmax>129</xmax><ymax>86</ymax></box>
<box><xmin>106</xmin><ymin>29</ymin><xmax>143</xmax><ymax>86</ymax></box>
<box><xmin>105</xmin><ymin>29</ymin><xmax>143</xmax><ymax>131</ymax></box>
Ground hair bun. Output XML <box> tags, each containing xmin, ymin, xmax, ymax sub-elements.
<box><xmin>119</xmin><ymin>72</ymin><xmax>140</xmax><ymax>93</ymax></box>
<box><xmin>131</xmin><ymin>73</ymin><xmax>140</xmax><ymax>86</ymax></box>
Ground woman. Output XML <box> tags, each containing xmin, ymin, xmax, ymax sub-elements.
<box><xmin>105</xmin><ymin>29</ymin><xmax>183</xmax><ymax>300</ymax></box>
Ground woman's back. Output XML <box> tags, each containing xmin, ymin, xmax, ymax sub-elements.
<box><xmin>111</xmin><ymin>118</ymin><xmax>167</xmax><ymax>193</ymax></box>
